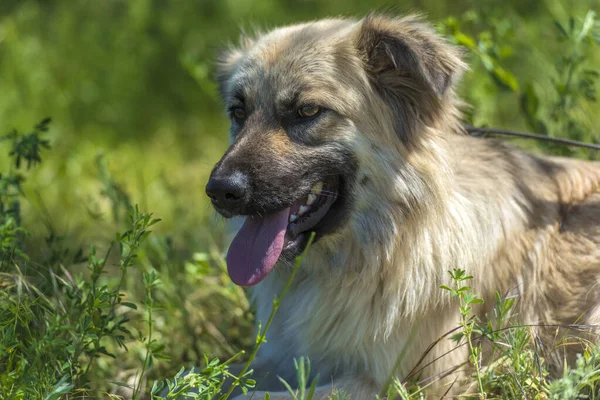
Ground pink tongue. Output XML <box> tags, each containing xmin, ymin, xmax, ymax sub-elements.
<box><xmin>226</xmin><ymin>208</ymin><xmax>290</xmax><ymax>286</ymax></box>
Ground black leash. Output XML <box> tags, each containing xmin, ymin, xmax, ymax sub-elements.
<box><xmin>465</xmin><ymin>125</ymin><xmax>600</xmax><ymax>151</ymax></box>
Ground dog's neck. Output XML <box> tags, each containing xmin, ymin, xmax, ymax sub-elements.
<box><xmin>270</xmin><ymin>129</ymin><xmax>538</xmax><ymax>333</ymax></box>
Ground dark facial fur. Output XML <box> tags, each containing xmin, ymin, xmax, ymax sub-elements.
<box><xmin>208</xmin><ymin>14</ymin><xmax>465</xmax><ymax>248</ymax></box>
<box><xmin>208</xmin><ymin>42</ymin><xmax>359</xmax><ymax>248</ymax></box>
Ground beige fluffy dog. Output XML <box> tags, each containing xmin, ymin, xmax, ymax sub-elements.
<box><xmin>205</xmin><ymin>14</ymin><xmax>600</xmax><ymax>398</ymax></box>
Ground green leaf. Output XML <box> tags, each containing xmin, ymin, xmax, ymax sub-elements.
<box><xmin>307</xmin><ymin>374</ymin><xmax>320</xmax><ymax>400</ymax></box>
<box><xmin>44</xmin><ymin>376</ymin><xmax>74</xmax><ymax>400</ymax></box>
<box><xmin>243</xmin><ymin>378</ymin><xmax>256</xmax><ymax>387</ymax></box>
<box><xmin>153</xmin><ymin>353</ymin><xmax>172</xmax><ymax>360</ymax></box>
<box><xmin>450</xmin><ymin>332</ymin><xmax>463</xmax><ymax>343</ymax></box>
<box><xmin>121</xmin><ymin>301</ymin><xmax>137</xmax><ymax>310</ymax></box>
<box><xmin>554</xmin><ymin>21</ymin><xmax>569</xmax><ymax>39</ymax></box>
<box><xmin>151</xmin><ymin>380</ymin><xmax>164</xmax><ymax>395</ymax></box>
<box><xmin>97</xmin><ymin>346</ymin><xmax>117</xmax><ymax>358</ymax></box>
<box><xmin>278</xmin><ymin>377</ymin><xmax>298</xmax><ymax>400</ymax></box>
<box><xmin>569</xmin><ymin>17</ymin><xmax>575</xmax><ymax>34</ymax></box>
<box><xmin>504</xmin><ymin>297</ymin><xmax>516</xmax><ymax>311</ymax></box>
<box><xmin>521</xmin><ymin>83</ymin><xmax>539</xmax><ymax>118</ymax></box>
<box><xmin>454</xmin><ymin>32</ymin><xmax>476</xmax><ymax>48</ymax></box>
<box><xmin>492</xmin><ymin>66</ymin><xmax>520</xmax><ymax>91</ymax></box>
<box><xmin>578</xmin><ymin>11</ymin><xmax>596</xmax><ymax>42</ymax></box>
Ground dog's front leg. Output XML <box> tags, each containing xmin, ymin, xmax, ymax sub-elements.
<box><xmin>231</xmin><ymin>376</ymin><xmax>378</xmax><ymax>400</ymax></box>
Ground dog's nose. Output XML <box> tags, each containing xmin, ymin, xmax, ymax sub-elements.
<box><xmin>206</xmin><ymin>171</ymin><xmax>249</xmax><ymax>211</ymax></box>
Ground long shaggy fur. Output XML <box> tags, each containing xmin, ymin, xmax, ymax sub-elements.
<box><xmin>213</xmin><ymin>13</ymin><xmax>600</xmax><ymax>399</ymax></box>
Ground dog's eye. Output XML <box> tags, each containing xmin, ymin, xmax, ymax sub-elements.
<box><xmin>231</xmin><ymin>107</ymin><xmax>246</xmax><ymax>121</ymax></box>
<box><xmin>298</xmin><ymin>105</ymin><xmax>320</xmax><ymax>118</ymax></box>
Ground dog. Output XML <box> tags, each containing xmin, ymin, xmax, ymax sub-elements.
<box><xmin>205</xmin><ymin>13</ymin><xmax>600</xmax><ymax>398</ymax></box>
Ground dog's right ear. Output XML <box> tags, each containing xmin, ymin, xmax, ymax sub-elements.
<box><xmin>215</xmin><ymin>33</ymin><xmax>255</xmax><ymax>99</ymax></box>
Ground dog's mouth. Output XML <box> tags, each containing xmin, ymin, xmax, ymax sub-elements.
<box><xmin>226</xmin><ymin>178</ymin><xmax>339</xmax><ymax>286</ymax></box>
<box><xmin>284</xmin><ymin>179</ymin><xmax>338</xmax><ymax>249</ymax></box>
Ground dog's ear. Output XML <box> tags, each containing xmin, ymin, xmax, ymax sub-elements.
<box><xmin>354</xmin><ymin>14</ymin><xmax>466</xmax><ymax>144</ymax></box>
<box><xmin>355</xmin><ymin>14</ymin><xmax>465</xmax><ymax>97</ymax></box>
<box><xmin>215</xmin><ymin>33</ymin><xmax>255</xmax><ymax>99</ymax></box>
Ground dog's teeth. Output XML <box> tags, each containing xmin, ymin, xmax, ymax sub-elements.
<box><xmin>307</xmin><ymin>193</ymin><xmax>317</xmax><ymax>205</ymax></box>
<box><xmin>311</xmin><ymin>181</ymin><xmax>323</xmax><ymax>195</ymax></box>
<box><xmin>289</xmin><ymin>213</ymin><xmax>298</xmax><ymax>223</ymax></box>
<box><xmin>299</xmin><ymin>205</ymin><xmax>309</xmax><ymax>216</ymax></box>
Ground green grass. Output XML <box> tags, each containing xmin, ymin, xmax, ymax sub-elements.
<box><xmin>2</xmin><ymin>121</ymin><xmax>600</xmax><ymax>399</ymax></box>
<box><xmin>1</xmin><ymin>1</ymin><xmax>600</xmax><ymax>399</ymax></box>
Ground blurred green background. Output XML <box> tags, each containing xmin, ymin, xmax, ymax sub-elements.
<box><xmin>0</xmin><ymin>0</ymin><xmax>599</xmax><ymax>397</ymax></box>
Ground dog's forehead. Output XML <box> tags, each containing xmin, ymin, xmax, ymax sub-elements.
<box><xmin>231</xmin><ymin>20</ymin><xmax>359</xmax><ymax>101</ymax></box>
<box><xmin>255</xmin><ymin>19</ymin><xmax>355</xmax><ymax>62</ymax></box>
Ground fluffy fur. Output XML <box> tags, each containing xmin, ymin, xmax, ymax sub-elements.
<box><xmin>211</xmin><ymin>14</ymin><xmax>600</xmax><ymax>398</ymax></box>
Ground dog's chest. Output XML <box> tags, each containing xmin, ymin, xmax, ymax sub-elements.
<box><xmin>252</xmin><ymin>272</ymin><xmax>409</xmax><ymax>383</ymax></box>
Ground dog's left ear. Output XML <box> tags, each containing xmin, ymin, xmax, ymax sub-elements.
<box><xmin>355</xmin><ymin>14</ymin><xmax>466</xmax><ymax>97</ymax></box>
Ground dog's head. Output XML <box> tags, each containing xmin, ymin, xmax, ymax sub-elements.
<box><xmin>206</xmin><ymin>14</ymin><xmax>466</xmax><ymax>286</ymax></box>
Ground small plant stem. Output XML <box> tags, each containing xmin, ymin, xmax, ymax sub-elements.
<box><xmin>134</xmin><ymin>282</ymin><xmax>154</xmax><ymax>399</ymax></box>
<box><xmin>459</xmin><ymin>296</ymin><xmax>485</xmax><ymax>399</ymax></box>
<box><xmin>221</xmin><ymin>232</ymin><xmax>316</xmax><ymax>400</ymax></box>
<box><xmin>111</xmin><ymin>257</ymin><xmax>132</xmax><ymax>314</ymax></box>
